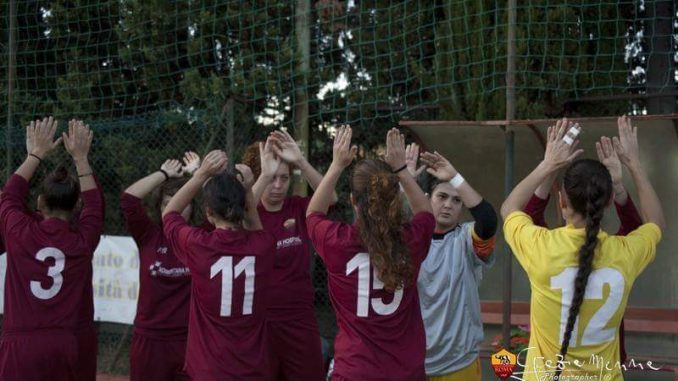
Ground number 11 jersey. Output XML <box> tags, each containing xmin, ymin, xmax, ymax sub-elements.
<box><xmin>163</xmin><ymin>212</ymin><xmax>275</xmax><ymax>381</ymax></box>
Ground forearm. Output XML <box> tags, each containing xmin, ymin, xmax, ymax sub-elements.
<box><xmin>252</xmin><ymin>174</ymin><xmax>271</xmax><ymax>204</ymax></box>
<box><xmin>612</xmin><ymin>182</ymin><xmax>628</xmax><ymax>206</ymax></box>
<box><xmin>534</xmin><ymin>171</ymin><xmax>558</xmax><ymax>200</ymax></box>
<box><xmin>242</xmin><ymin>189</ymin><xmax>263</xmax><ymax>230</ymax></box>
<box><xmin>501</xmin><ymin>161</ymin><xmax>557</xmax><ymax>219</ymax></box>
<box><xmin>627</xmin><ymin>163</ymin><xmax>666</xmax><ymax>231</ymax></box>
<box><xmin>297</xmin><ymin>159</ymin><xmax>338</xmax><ymax>203</ymax></box>
<box><xmin>73</xmin><ymin>158</ymin><xmax>96</xmax><ymax>192</ymax></box>
<box><xmin>124</xmin><ymin>172</ymin><xmax>167</xmax><ymax>198</ymax></box>
<box><xmin>15</xmin><ymin>155</ymin><xmax>41</xmax><ymax>182</ymax></box>
<box><xmin>456</xmin><ymin>180</ymin><xmax>483</xmax><ymax>209</ymax></box>
<box><xmin>398</xmin><ymin>170</ymin><xmax>431</xmax><ymax>214</ymax></box>
<box><xmin>307</xmin><ymin>164</ymin><xmax>342</xmax><ymax>216</ymax></box>
<box><xmin>163</xmin><ymin>175</ymin><xmax>205</xmax><ymax>217</ymax></box>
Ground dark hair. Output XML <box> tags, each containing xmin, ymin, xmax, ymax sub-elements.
<box><xmin>351</xmin><ymin>159</ymin><xmax>410</xmax><ymax>292</ymax></box>
<box><xmin>203</xmin><ymin>171</ymin><xmax>246</xmax><ymax>225</ymax></box>
<box><xmin>152</xmin><ymin>178</ymin><xmax>190</xmax><ymax>223</ymax></box>
<box><xmin>41</xmin><ymin>166</ymin><xmax>79</xmax><ymax>212</ymax></box>
<box><xmin>556</xmin><ymin>159</ymin><xmax>612</xmax><ymax>379</ymax></box>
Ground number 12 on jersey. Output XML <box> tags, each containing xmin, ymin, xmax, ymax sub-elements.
<box><xmin>211</xmin><ymin>256</ymin><xmax>256</xmax><ymax>317</ymax></box>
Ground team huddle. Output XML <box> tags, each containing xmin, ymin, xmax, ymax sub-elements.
<box><xmin>0</xmin><ymin>115</ymin><xmax>664</xmax><ymax>381</ymax></box>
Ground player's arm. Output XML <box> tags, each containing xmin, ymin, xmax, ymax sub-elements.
<box><xmin>307</xmin><ymin>126</ymin><xmax>356</xmax><ymax>216</ymax></box>
<box><xmin>163</xmin><ymin>150</ymin><xmax>228</xmax><ymax>217</ymax></box>
<box><xmin>501</xmin><ymin>119</ymin><xmax>583</xmax><ymax>219</ymax></box>
<box><xmin>235</xmin><ymin>164</ymin><xmax>263</xmax><ymax>231</ymax></box>
<box><xmin>613</xmin><ymin>116</ymin><xmax>665</xmax><ymax>232</ymax></box>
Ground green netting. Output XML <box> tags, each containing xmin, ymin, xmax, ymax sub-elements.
<box><xmin>1</xmin><ymin>0</ymin><xmax>677</xmax><ymax>376</ymax></box>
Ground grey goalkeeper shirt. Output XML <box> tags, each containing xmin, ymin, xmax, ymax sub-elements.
<box><xmin>417</xmin><ymin>222</ymin><xmax>495</xmax><ymax>376</ymax></box>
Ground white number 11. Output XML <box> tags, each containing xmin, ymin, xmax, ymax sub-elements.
<box><xmin>210</xmin><ymin>256</ymin><xmax>256</xmax><ymax>317</ymax></box>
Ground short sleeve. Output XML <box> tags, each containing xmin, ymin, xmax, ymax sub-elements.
<box><xmin>502</xmin><ymin>211</ymin><xmax>548</xmax><ymax>274</ymax></box>
<box><xmin>306</xmin><ymin>212</ymin><xmax>348</xmax><ymax>268</ymax></box>
<box><xmin>404</xmin><ymin>212</ymin><xmax>435</xmax><ymax>263</ymax></box>
<box><xmin>621</xmin><ymin>223</ymin><xmax>661</xmax><ymax>277</ymax></box>
<box><xmin>162</xmin><ymin>212</ymin><xmax>205</xmax><ymax>265</ymax></box>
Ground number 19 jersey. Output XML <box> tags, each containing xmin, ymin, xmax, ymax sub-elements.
<box><xmin>307</xmin><ymin>211</ymin><xmax>435</xmax><ymax>381</ymax></box>
<box><xmin>503</xmin><ymin>212</ymin><xmax>661</xmax><ymax>381</ymax></box>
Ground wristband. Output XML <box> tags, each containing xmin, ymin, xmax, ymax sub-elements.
<box><xmin>159</xmin><ymin>169</ymin><xmax>170</xmax><ymax>181</ymax></box>
<box><xmin>393</xmin><ymin>164</ymin><xmax>407</xmax><ymax>174</ymax></box>
<box><xmin>449</xmin><ymin>173</ymin><xmax>465</xmax><ymax>188</ymax></box>
<box><xmin>29</xmin><ymin>153</ymin><xmax>43</xmax><ymax>163</ymax></box>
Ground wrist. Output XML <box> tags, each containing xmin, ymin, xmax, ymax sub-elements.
<box><xmin>30</xmin><ymin>150</ymin><xmax>47</xmax><ymax>159</ymax></box>
<box><xmin>537</xmin><ymin>160</ymin><xmax>559</xmax><ymax>174</ymax></box>
<box><xmin>73</xmin><ymin>156</ymin><xmax>89</xmax><ymax>164</ymax></box>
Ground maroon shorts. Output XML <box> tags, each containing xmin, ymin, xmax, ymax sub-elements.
<box><xmin>76</xmin><ymin>325</ymin><xmax>97</xmax><ymax>381</ymax></box>
<box><xmin>130</xmin><ymin>332</ymin><xmax>189</xmax><ymax>381</ymax></box>
<box><xmin>0</xmin><ymin>330</ymin><xmax>79</xmax><ymax>381</ymax></box>
<box><xmin>269</xmin><ymin>311</ymin><xmax>324</xmax><ymax>381</ymax></box>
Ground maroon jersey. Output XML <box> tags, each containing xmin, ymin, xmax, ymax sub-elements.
<box><xmin>307</xmin><ymin>211</ymin><xmax>435</xmax><ymax>381</ymax></box>
<box><xmin>0</xmin><ymin>174</ymin><xmax>103</xmax><ymax>332</ymax></box>
<box><xmin>258</xmin><ymin>196</ymin><xmax>315</xmax><ymax>317</ymax></box>
<box><xmin>163</xmin><ymin>212</ymin><xmax>276</xmax><ymax>381</ymax></box>
<box><xmin>121</xmin><ymin>193</ymin><xmax>191</xmax><ymax>338</ymax></box>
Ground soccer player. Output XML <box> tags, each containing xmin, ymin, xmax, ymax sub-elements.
<box><xmin>307</xmin><ymin>127</ymin><xmax>435</xmax><ymax>381</ymax></box>
<box><xmin>0</xmin><ymin>118</ymin><xmax>103</xmax><ymax>381</ymax></box>
<box><xmin>240</xmin><ymin>131</ymin><xmax>334</xmax><ymax>381</ymax></box>
<box><xmin>121</xmin><ymin>152</ymin><xmax>200</xmax><ymax>381</ymax></box>
<box><xmin>415</xmin><ymin>150</ymin><xmax>498</xmax><ymax>381</ymax></box>
<box><xmin>162</xmin><ymin>150</ymin><xmax>276</xmax><ymax>381</ymax></box>
<box><xmin>522</xmin><ymin>131</ymin><xmax>642</xmax><ymax>364</ymax></box>
<box><xmin>501</xmin><ymin>117</ymin><xmax>665</xmax><ymax>381</ymax></box>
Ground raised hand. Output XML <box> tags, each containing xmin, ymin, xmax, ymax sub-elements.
<box><xmin>161</xmin><ymin>159</ymin><xmax>184</xmax><ymax>179</ymax></box>
<box><xmin>259</xmin><ymin>137</ymin><xmax>282</xmax><ymax>178</ymax></box>
<box><xmin>26</xmin><ymin>116</ymin><xmax>62</xmax><ymax>158</ymax></box>
<box><xmin>235</xmin><ymin>164</ymin><xmax>255</xmax><ymax>189</ymax></box>
<box><xmin>543</xmin><ymin>118</ymin><xmax>583</xmax><ymax>170</ymax></box>
<box><xmin>405</xmin><ymin>143</ymin><xmax>426</xmax><ymax>178</ymax></box>
<box><xmin>331</xmin><ymin>125</ymin><xmax>357</xmax><ymax>169</ymax></box>
<box><xmin>195</xmin><ymin>150</ymin><xmax>228</xmax><ymax>179</ymax></box>
<box><xmin>384</xmin><ymin>128</ymin><xmax>406</xmax><ymax>171</ymax></box>
<box><xmin>269</xmin><ymin>130</ymin><xmax>304</xmax><ymax>165</ymax></box>
<box><xmin>613</xmin><ymin>115</ymin><xmax>640</xmax><ymax>168</ymax></box>
<box><xmin>596</xmin><ymin>136</ymin><xmax>622</xmax><ymax>185</ymax></box>
<box><xmin>420</xmin><ymin>151</ymin><xmax>458</xmax><ymax>181</ymax></box>
<box><xmin>63</xmin><ymin>119</ymin><xmax>93</xmax><ymax>161</ymax></box>
<box><xmin>181</xmin><ymin>151</ymin><xmax>201</xmax><ymax>176</ymax></box>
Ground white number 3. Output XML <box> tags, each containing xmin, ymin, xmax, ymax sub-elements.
<box><xmin>30</xmin><ymin>247</ymin><xmax>66</xmax><ymax>300</ymax></box>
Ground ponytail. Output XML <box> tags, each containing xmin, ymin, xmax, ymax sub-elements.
<box><xmin>352</xmin><ymin>159</ymin><xmax>411</xmax><ymax>292</ymax></box>
<box><xmin>556</xmin><ymin>160</ymin><xmax>612</xmax><ymax>379</ymax></box>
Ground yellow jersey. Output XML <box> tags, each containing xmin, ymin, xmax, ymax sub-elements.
<box><xmin>503</xmin><ymin>211</ymin><xmax>661</xmax><ymax>381</ymax></box>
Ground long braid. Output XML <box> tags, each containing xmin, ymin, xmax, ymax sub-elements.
<box><xmin>555</xmin><ymin>161</ymin><xmax>611</xmax><ymax>380</ymax></box>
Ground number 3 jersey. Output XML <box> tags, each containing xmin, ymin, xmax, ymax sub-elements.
<box><xmin>162</xmin><ymin>212</ymin><xmax>276</xmax><ymax>381</ymax></box>
<box><xmin>0</xmin><ymin>174</ymin><xmax>104</xmax><ymax>332</ymax></box>
<box><xmin>307</xmin><ymin>211</ymin><xmax>435</xmax><ymax>381</ymax></box>
<box><xmin>503</xmin><ymin>211</ymin><xmax>662</xmax><ymax>381</ymax></box>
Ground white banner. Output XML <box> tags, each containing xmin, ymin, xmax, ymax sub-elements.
<box><xmin>0</xmin><ymin>235</ymin><xmax>140</xmax><ymax>325</ymax></box>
